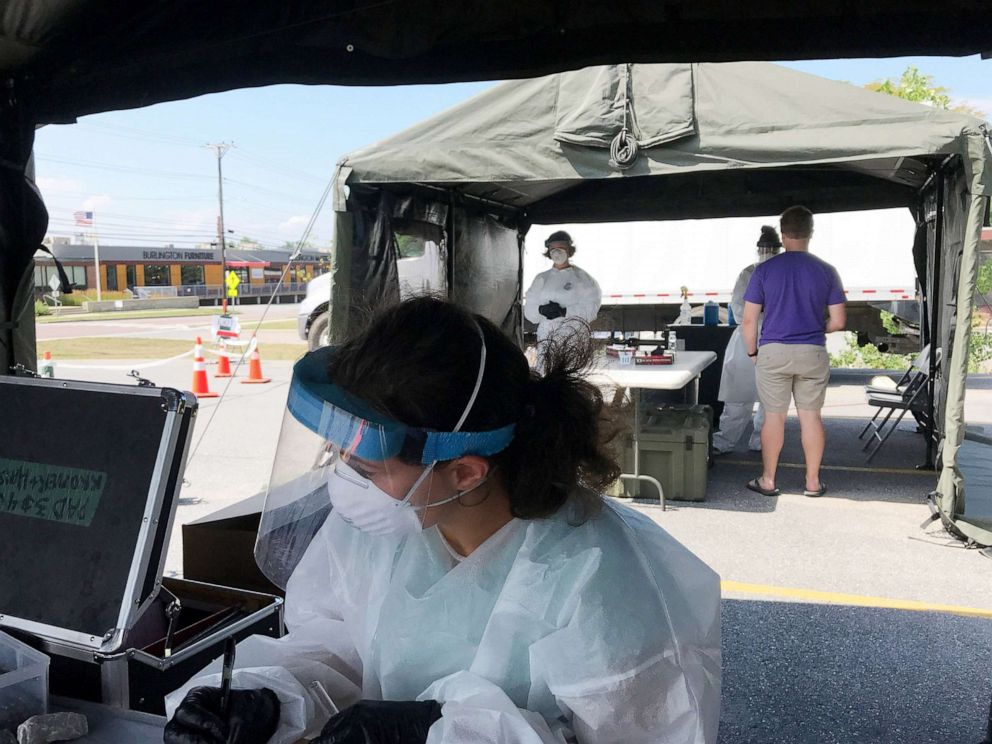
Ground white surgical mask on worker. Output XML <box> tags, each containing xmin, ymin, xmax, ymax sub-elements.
<box><xmin>550</xmin><ymin>248</ymin><xmax>569</xmax><ymax>265</ymax></box>
<box><xmin>327</xmin><ymin>459</ymin><xmax>492</xmax><ymax>536</ymax></box>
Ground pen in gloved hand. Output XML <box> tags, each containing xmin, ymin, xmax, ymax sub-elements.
<box><xmin>220</xmin><ymin>636</ymin><xmax>237</xmax><ymax>716</ymax></box>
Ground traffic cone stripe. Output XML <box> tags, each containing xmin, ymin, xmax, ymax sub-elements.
<box><xmin>191</xmin><ymin>337</ymin><xmax>219</xmax><ymax>398</ymax></box>
<box><xmin>241</xmin><ymin>349</ymin><xmax>271</xmax><ymax>384</ymax></box>
<box><xmin>215</xmin><ymin>340</ymin><xmax>233</xmax><ymax>377</ymax></box>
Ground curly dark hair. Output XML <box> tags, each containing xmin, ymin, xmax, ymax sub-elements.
<box><xmin>327</xmin><ymin>296</ymin><xmax>620</xmax><ymax>519</ymax></box>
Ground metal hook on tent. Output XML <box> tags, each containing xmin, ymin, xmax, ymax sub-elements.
<box><xmin>609</xmin><ymin>64</ymin><xmax>639</xmax><ymax>170</ymax></box>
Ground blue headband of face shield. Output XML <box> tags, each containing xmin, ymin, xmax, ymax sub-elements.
<box><xmin>287</xmin><ymin>346</ymin><xmax>516</xmax><ymax>465</ymax></box>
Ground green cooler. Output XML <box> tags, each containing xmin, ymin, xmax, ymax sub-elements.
<box><xmin>622</xmin><ymin>406</ymin><xmax>710</xmax><ymax>502</ymax></box>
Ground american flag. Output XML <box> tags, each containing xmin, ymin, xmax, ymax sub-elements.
<box><xmin>74</xmin><ymin>211</ymin><xmax>93</xmax><ymax>226</ymax></box>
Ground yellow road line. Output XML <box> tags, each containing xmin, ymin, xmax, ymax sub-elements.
<box><xmin>720</xmin><ymin>460</ymin><xmax>933</xmax><ymax>476</ymax></box>
<box><xmin>722</xmin><ymin>580</ymin><xmax>992</xmax><ymax>619</ymax></box>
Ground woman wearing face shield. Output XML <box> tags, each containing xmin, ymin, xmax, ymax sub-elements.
<box><xmin>524</xmin><ymin>230</ymin><xmax>602</xmax><ymax>345</ymax></box>
<box><xmin>164</xmin><ymin>296</ymin><xmax>720</xmax><ymax>744</ymax></box>
<box><xmin>712</xmin><ymin>226</ymin><xmax>782</xmax><ymax>454</ymax></box>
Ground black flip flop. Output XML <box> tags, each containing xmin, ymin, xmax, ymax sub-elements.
<box><xmin>746</xmin><ymin>477</ymin><xmax>780</xmax><ymax>497</ymax></box>
<box><xmin>804</xmin><ymin>482</ymin><xmax>827</xmax><ymax>498</ymax></box>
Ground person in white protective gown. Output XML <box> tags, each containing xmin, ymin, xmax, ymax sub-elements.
<box><xmin>524</xmin><ymin>231</ymin><xmax>602</xmax><ymax>344</ymax></box>
<box><xmin>164</xmin><ymin>296</ymin><xmax>721</xmax><ymax>744</ymax></box>
<box><xmin>712</xmin><ymin>226</ymin><xmax>782</xmax><ymax>454</ymax></box>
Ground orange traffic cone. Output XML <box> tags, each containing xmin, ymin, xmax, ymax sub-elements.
<box><xmin>241</xmin><ymin>346</ymin><xmax>271</xmax><ymax>384</ymax></box>
<box><xmin>191</xmin><ymin>337</ymin><xmax>219</xmax><ymax>398</ymax></box>
<box><xmin>214</xmin><ymin>339</ymin><xmax>233</xmax><ymax>378</ymax></box>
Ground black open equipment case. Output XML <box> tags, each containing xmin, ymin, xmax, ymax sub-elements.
<box><xmin>0</xmin><ymin>375</ymin><xmax>283</xmax><ymax>714</ymax></box>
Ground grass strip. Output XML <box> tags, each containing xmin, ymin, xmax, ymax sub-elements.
<box><xmin>39</xmin><ymin>336</ymin><xmax>307</xmax><ymax>361</ymax></box>
<box><xmin>38</xmin><ymin>308</ymin><xmax>237</xmax><ymax>323</ymax></box>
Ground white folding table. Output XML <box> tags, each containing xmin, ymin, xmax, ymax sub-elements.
<box><xmin>587</xmin><ymin>351</ymin><xmax>718</xmax><ymax>508</ymax></box>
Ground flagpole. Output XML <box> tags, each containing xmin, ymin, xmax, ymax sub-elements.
<box><xmin>92</xmin><ymin>213</ymin><xmax>102</xmax><ymax>302</ymax></box>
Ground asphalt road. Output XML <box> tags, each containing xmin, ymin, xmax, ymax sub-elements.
<box><xmin>29</xmin><ymin>314</ymin><xmax>992</xmax><ymax>743</ymax></box>
<box><xmin>720</xmin><ymin>600</ymin><xmax>992</xmax><ymax>743</ymax></box>
<box><xmin>35</xmin><ymin>302</ymin><xmax>298</xmax><ymax>341</ymax></box>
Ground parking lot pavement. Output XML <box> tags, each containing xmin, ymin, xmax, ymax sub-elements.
<box><xmin>38</xmin><ymin>346</ymin><xmax>992</xmax><ymax>741</ymax></box>
<box><xmin>630</xmin><ymin>412</ymin><xmax>992</xmax><ymax>612</ymax></box>
<box><xmin>719</xmin><ymin>600</ymin><xmax>992</xmax><ymax>743</ymax></box>
<box><xmin>48</xmin><ymin>353</ymin><xmax>992</xmax><ymax>599</ymax></box>
<box><xmin>43</xmin><ymin>353</ymin><xmax>297</xmax><ymax>576</ymax></box>
<box><xmin>35</xmin><ymin>302</ymin><xmax>300</xmax><ymax>341</ymax></box>
<box><xmin>633</xmin><ymin>462</ymin><xmax>992</xmax><ymax>612</ymax></box>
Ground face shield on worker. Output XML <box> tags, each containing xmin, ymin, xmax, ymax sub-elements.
<box><xmin>756</xmin><ymin>225</ymin><xmax>782</xmax><ymax>263</ymax></box>
<box><xmin>544</xmin><ymin>230</ymin><xmax>574</xmax><ymax>268</ymax></box>
<box><xmin>255</xmin><ymin>333</ymin><xmax>515</xmax><ymax>589</ymax></box>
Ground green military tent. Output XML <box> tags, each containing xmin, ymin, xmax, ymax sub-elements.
<box><xmin>331</xmin><ymin>61</ymin><xmax>992</xmax><ymax>544</ymax></box>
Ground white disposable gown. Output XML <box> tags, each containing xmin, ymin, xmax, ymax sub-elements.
<box><xmin>524</xmin><ymin>264</ymin><xmax>602</xmax><ymax>342</ymax></box>
<box><xmin>713</xmin><ymin>263</ymin><xmax>763</xmax><ymax>453</ymax></box>
<box><xmin>166</xmin><ymin>495</ymin><xmax>721</xmax><ymax>744</ymax></box>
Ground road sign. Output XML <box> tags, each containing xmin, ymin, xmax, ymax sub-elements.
<box><xmin>48</xmin><ymin>274</ymin><xmax>61</xmax><ymax>292</ymax></box>
<box><xmin>212</xmin><ymin>313</ymin><xmax>241</xmax><ymax>339</ymax></box>
<box><xmin>225</xmin><ymin>270</ymin><xmax>240</xmax><ymax>298</ymax></box>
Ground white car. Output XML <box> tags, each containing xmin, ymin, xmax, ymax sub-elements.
<box><xmin>298</xmin><ymin>237</ymin><xmax>444</xmax><ymax>350</ymax></box>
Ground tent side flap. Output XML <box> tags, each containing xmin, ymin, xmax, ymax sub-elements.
<box><xmin>450</xmin><ymin>209</ymin><xmax>522</xmax><ymax>339</ymax></box>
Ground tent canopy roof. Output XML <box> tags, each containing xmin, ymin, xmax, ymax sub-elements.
<box><xmin>339</xmin><ymin>62</ymin><xmax>991</xmax><ymax>223</ymax></box>
<box><xmin>3</xmin><ymin>1</ymin><xmax>991</xmax><ymax>124</ymax></box>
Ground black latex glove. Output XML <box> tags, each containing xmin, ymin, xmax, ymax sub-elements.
<box><xmin>164</xmin><ymin>686</ymin><xmax>281</xmax><ymax>744</ymax></box>
<box><xmin>314</xmin><ymin>699</ymin><xmax>443</xmax><ymax>744</ymax></box>
<box><xmin>538</xmin><ymin>301</ymin><xmax>566</xmax><ymax>320</ymax></box>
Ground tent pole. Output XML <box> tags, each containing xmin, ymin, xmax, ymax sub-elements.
<box><xmin>0</xmin><ymin>80</ymin><xmax>33</xmax><ymax>375</ymax></box>
<box><xmin>922</xmin><ymin>169</ymin><xmax>944</xmax><ymax>471</ymax></box>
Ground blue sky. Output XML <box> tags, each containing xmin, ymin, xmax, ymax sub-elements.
<box><xmin>34</xmin><ymin>55</ymin><xmax>989</xmax><ymax>249</ymax></box>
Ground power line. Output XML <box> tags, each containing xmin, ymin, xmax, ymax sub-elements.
<box><xmin>73</xmin><ymin>123</ymin><xmax>205</xmax><ymax>149</ymax></box>
<box><xmin>222</xmin><ymin>176</ymin><xmax>324</xmax><ymax>204</ymax></box>
<box><xmin>47</xmin><ymin>217</ymin><xmax>217</xmax><ymax>233</ymax></box>
<box><xmin>39</xmin><ymin>190</ymin><xmax>215</xmax><ymax>202</ymax></box>
<box><xmin>76</xmin><ymin>122</ymin><xmax>205</xmax><ymax>147</ymax></box>
<box><xmin>228</xmin><ymin>148</ymin><xmax>330</xmax><ymax>184</ymax></box>
<box><xmin>36</xmin><ymin>155</ymin><xmax>212</xmax><ymax>181</ymax></box>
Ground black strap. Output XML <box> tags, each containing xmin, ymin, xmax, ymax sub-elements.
<box><xmin>35</xmin><ymin>244</ymin><xmax>74</xmax><ymax>295</ymax></box>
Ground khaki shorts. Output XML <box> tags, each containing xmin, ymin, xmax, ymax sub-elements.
<box><xmin>755</xmin><ymin>343</ymin><xmax>830</xmax><ymax>413</ymax></box>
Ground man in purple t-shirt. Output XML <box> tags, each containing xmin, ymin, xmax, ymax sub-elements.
<box><xmin>741</xmin><ymin>206</ymin><xmax>846</xmax><ymax>498</ymax></box>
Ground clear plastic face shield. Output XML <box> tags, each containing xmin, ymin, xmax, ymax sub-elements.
<box><xmin>254</xmin><ymin>324</ymin><xmax>515</xmax><ymax>588</ymax></box>
<box><xmin>757</xmin><ymin>244</ymin><xmax>779</xmax><ymax>263</ymax></box>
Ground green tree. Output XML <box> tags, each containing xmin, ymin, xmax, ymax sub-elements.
<box><xmin>978</xmin><ymin>261</ymin><xmax>992</xmax><ymax>295</ymax></box>
<box><xmin>866</xmin><ymin>66</ymin><xmax>986</xmax><ymax>119</ymax></box>
<box><xmin>279</xmin><ymin>239</ymin><xmax>314</xmax><ymax>252</ymax></box>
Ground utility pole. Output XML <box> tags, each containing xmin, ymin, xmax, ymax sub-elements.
<box><xmin>206</xmin><ymin>142</ymin><xmax>232</xmax><ymax>310</ymax></box>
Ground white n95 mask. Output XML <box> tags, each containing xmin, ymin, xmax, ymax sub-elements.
<box><xmin>327</xmin><ymin>459</ymin><xmax>493</xmax><ymax>536</ymax></box>
<box><xmin>327</xmin><ymin>460</ymin><xmax>424</xmax><ymax>536</ymax></box>
<box><xmin>550</xmin><ymin>248</ymin><xmax>568</xmax><ymax>265</ymax></box>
